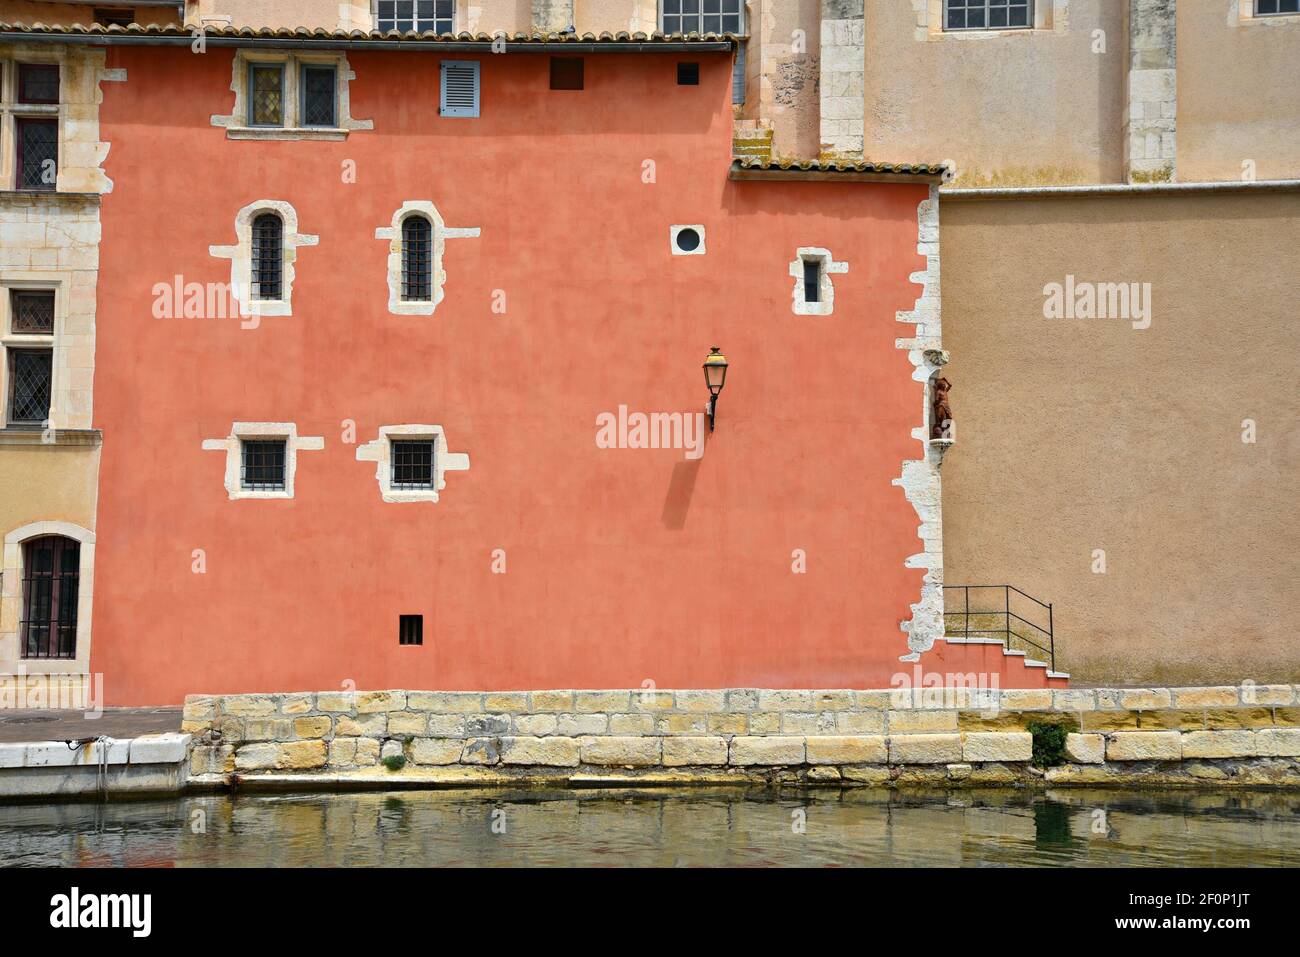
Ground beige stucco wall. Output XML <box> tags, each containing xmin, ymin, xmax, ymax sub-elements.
<box><xmin>185</xmin><ymin>0</ymin><xmax>365</xmax><ymax>30</ymax></box>
<box><xmin>747</xmin><ymin>0</ymin><xmax>820</xmax><ymax>161</ymax></box>
<box><xmin>0</xmin><ymin>442</ymin><xmax>99</xmax><ymax>675</ymax></box>
<box><xmin>1178</xmin><ymin>1</ymin><xmax>1300</xmax><ymax>183</ymax></box>
<box><xmin>940</xmin><ymin>190</ymin><xmax>1300</xmax><ymax>686</ymax></box>
<box><xmin>0</xmin><ymin>2</ymin><xmax>180</xmax><ymax>27</ymax></box>
<box><xmin>863</xmin><ymin>0</ymin><xmax>1125</xmax><ymax>185</ymax></box>
<box><xmin>0</xmin><ymin>446</ymin><xmax>97</xmax><ymax>534</ymax></box>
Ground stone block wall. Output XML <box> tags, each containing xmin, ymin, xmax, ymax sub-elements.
<box><xmin>184</xmin><ymin>685</ymin><xmax>1300</xmax><ymax>789</ymax></box>
<box><xmin>1126</xmin><ymin>0</ymin><xmax>1178</xmax><ymax>182</ymax></box>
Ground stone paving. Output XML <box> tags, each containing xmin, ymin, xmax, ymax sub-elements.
<box><xmin>0</xmin><ymin>708</ymin><xmax>181</xmax><ymax>743</ymax></box>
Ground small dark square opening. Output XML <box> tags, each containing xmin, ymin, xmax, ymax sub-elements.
<box><xmin>677</xmin><ymin>62</ymin><xmax>700</xmax><ymax>85</ymax></box>
<box><xmin>550</xmin><ymin>57</ymin><xmax>584</xmax><ymax>91</ymax></box>
<box><xmin>94</xmin><ymin>8</ymin><xmax>135</xmax><ymax>27</ymax></box>
<box><xmin>399</xmin><ymin>614</ymin><xmax>424</xmax><ymax>646</ymax></box>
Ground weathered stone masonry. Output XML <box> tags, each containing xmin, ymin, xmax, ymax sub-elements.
<box><xmin>184</xmin><ymin>684</ymin><xmax>1300</xmax><ymax>790</ymax></box>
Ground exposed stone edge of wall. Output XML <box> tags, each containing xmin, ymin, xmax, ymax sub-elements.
<box><xmin>893</xmin><ymin>184</ymin><xmax>945</xmax><ymax>658</ymax></box>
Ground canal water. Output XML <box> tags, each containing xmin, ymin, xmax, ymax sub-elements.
<box><xmin>2</xmin><ymin>787</ymin><xmax>1298</xmax><ymax>867</ymax></box>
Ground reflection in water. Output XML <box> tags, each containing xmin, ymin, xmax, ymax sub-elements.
<box><xmin>1</xmin><ymin>787</ymin><xmax>1298</xmax><ymax>868</ymax></box>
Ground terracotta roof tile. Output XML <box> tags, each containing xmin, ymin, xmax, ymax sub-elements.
<box><xmin>733</xmin><ymin>157</ymin><xmax>948</xmax><ymax>178</ymax></box>
<box><xmin>0</xmin><ymin>21</ymin><xmax>741</xmax><ymax>46</ymax></box>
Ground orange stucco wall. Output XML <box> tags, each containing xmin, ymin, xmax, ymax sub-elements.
<box><xmin>89</xmin><ymin>48</ymin><xmax>930</xmax><ymax>705</ymax></box>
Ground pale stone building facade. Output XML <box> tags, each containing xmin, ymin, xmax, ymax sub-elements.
<box><xmin>0</xmin><ymin>39</ymin><xmax>119</xmax><ymax>700</ymax></box>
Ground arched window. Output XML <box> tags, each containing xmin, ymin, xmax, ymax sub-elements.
<box><xmin>251</xmin><ymin>212</ymin><xmax>283</xmax><ymax>300</ymax></box>
<box><xmin>21</xmin><ymin>535</ymin><xmax>80</xmax><ymax>659</ymax></box>
<box><xmin>401</xmin><ymin>215</ymin><xmax>433</xmax><ymax>302</ymax></box>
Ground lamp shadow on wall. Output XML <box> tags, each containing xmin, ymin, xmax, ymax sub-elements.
<box><xmin>661</xmin><ymin>459</ymin><xmax>703</xmax><ymax>530</ymax></box>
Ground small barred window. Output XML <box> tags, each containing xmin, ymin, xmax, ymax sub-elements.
<box><xmin>240</xmin><ymin>439</ymin><xmax>287</xmax><ymax>491</ymax></box>
<box><xmin>401</xmin><ymin>216</ymin><xmax>433</xmax><ymax>302</ymax></box>
<box><xmin>391</xmin><ymin>440</ymin><xmax>436</xmax><ymax>490</ymax></box>
<box><xmin>251</xmin><ymin>213</ymin><xmax>284</xmax><ymax>300</ymax></box>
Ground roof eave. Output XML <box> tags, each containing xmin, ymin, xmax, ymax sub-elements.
<box><xmin>729</xmin><ymin>163</ymin><xmax>945</xmax><ymax>186</ymax></box>
<box><xmin>0</xmin><ymin>26</ymin><xmax>737</xmax><ymax>53</ymax></box>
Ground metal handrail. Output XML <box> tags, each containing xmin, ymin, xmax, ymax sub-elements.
<box><xmin>942</xmin><ymin>584</ymin><xmax>1055</xmax><ymax>672</ymax></box>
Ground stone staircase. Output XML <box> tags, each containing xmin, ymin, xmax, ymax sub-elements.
<box><xmin>923</xmin><ymin>636</ymin><xmax>1070</xmax><ymax>689</ymax></box>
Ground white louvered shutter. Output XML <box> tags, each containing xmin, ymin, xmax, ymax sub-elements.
<box><xmin>441</xmin><ymin>60</ymin><xmax>480</xmax><ymax>118</ymax></box>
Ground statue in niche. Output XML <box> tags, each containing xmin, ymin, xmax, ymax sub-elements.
<box><xmin>931</xmin><ymin>376</ymin><xmax>953</xmax><ymax>440</ymax></box>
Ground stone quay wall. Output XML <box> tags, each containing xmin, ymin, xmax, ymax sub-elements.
<box><xmin>183</xmin><ymin>685</ymin><xmax>1300</xmax><ymax>789</ymax></box>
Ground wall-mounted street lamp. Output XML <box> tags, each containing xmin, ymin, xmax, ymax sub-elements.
<box><xmin>703</xmin><ymin>346</ymin><xmax>728</xmax><ymax>432</ymax></box>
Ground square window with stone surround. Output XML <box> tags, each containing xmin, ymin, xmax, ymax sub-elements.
<box><xmin>0</xmin><ymin>276</ymin><xmax>87</xmax><ymax>433</ymax></box>
<box><xmin>202</xmin><ymin>423</ymin><xmax>324</xmax><ymax>501</ymax></box>
<box><xmin>214</xmin><ymin>52</ymin><xmax>372</xmax><ymax>141</ymax></box>
<box><xmin>944</xmin><ymin>0</ymin><xmax>1033</xmax><ymax>30</ymax></box>
<box><xmin>240</xmin><ymin>439</ymin><xmax>287</xmax><ymax>491</ymax></box>
<box><xmin>357</xmin><ymin>425</ymin><xmax>469</xmax><ymax>503</ymax></box>
<box><xmin>377</xmin><ymin>0</ymin><xmax>455</xmax><ymax>33</ymax></box>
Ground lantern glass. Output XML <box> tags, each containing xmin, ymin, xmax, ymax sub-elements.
<box><xmin>703</xmin><ymin>348</ymin><xmax>728</xmax><ymax>395</ymax></box>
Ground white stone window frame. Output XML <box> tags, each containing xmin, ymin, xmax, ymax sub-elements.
<box><xmin>0</xmin><ymin>48</ymin><xmax>122</xmax><ymax>194</ymax></box>
<box><xmin>356</xmin><ymin>424</ymin><xmax>470</xmax><ymax>504</ymax></box>
<box><xmin>789</xmin><ymin>247</ymin><xmax>847</xmax><ymax>316</ymax></box>
<box><xmin>373</xmin><ymin>0</ymin><xmax>461</xmax><ymax>33</ymax></box>
<box><xmin>670</xmin><ymin>224</ymin><xmax>707</xmax><ymax>256</ymax></box>
<box><xmin>1244</xmin><ymin>0</ymin><xmax>1300</xmax><ymax>22</ymax></box>
<box><xmin>211</xmin><ymin>50</ymin><xmax>373</xmax><ymax>141</ymax></box>
<box><xmin>918</xmin><ymin>0</ymin><xmax>1060</xmax><ymax>39</ymax></box>
<box><xmin>659</xmin><ymin>1</ymin><xmax>745</xmax><ymax>34</ymax></box>
<box><xmin>375</xmin><ymin>201</ymin><xmax>480</xmax><ymax>317</ymax></box>
<box><xmin>0</xmin><ymin>276</ymin><xmax>67</xmax><ymax>431</ymax></box>
<box><xmin>209</xmin><ymin>200</ymin><xmax>318</xmax><ymax>319</ymax></box>
<box><xmin>0</xmin><ymin>520</ymin><xmax>95</xmax><ymax>676</ymax></box>
<box><xmin>201</xmin><ymin>422</ymin><xmax>324</xmax><ymax>501</ymax></box>
<box><xmin>0</xmin><ymin>54</ymin><xmax>62</xmax><ymax>192</ymax></box>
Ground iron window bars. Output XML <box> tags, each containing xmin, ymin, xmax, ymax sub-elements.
<box><xmin>21</xmin><ymin>536</ymin><xmax>79</xmax><ymax>659</ymax></box>
<box><xmin>391</xmin><ymin>440</ymin><xmax>436</xmax><ymax>489</ymax></box>
<box><xmin>377</xmin><ymin>0</ymin><xmax>455</xmax><ymax>33</ymax></box>
<box><xmin>944</xmin><ymin>0</ymin><xmax>1033</xmax><ymax>30</ymax></box>
<box><xmin>16</xmin><ymin>118</ymin><xmax>58</xmax><ymax>190</ymax></box>
<box><xmin>7</xmin><ymin>349</ymin><xmax>52</xmax><ymax>425</ymax></box>
<box><xmin>399</xmin><ymin>614</ymin><xmax>424</xmax><ymax>645</ymax></box>
<box><xmin>661</xmin><ymin>0</ymin><xmax>744</xmax><ymax>35</ymax></box>
<box><xmin>240</xmin><ymin>439</ymin><xmax>287</xmax><ymax>490</ymax></box>
<box><xmin>401</xmin><ymin>216</ymin><xmax>433</xmax><ymax>301</ymax></box>
<box><xmin>249</xmin><ymin>63</ymin><xmax>285</xmax><ymax>126</ymax></box>
<box><xmin>11</xmin><ymin>290</ymin><xmax>54</xmax><ymax>334</ymax></box>
<box><xmin>301</xmin><ymin>64</ymin><xmax>337</xmax><ymax>128</ymax></box>
<box><xmin>251</xmin><ymin>212</ymin><xmax>284</xmax><ymax>300</ymax></box>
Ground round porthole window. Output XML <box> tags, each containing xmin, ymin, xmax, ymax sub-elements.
<box><xmin>671</xmin><ymin>225</ymin><xmax>706</xmax><ymax>255</ymax></box>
